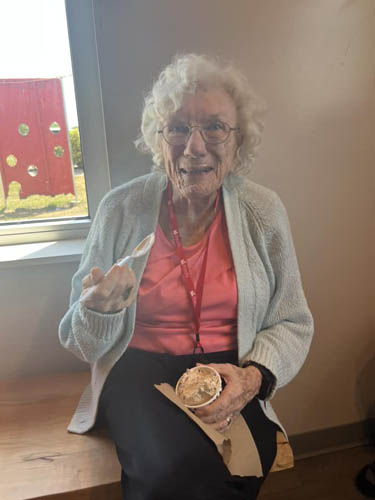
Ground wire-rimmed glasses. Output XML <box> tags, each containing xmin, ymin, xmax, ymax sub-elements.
<box><xmin>158</xmin><ymin>121</ymin><xmax>240</xmax><ymax>146</ymax></box>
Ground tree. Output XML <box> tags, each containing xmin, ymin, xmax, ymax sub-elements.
<box><xmin>69</xmin><ymin>127</ymin><xmax>83</xmax><ymax>169</ymax></box>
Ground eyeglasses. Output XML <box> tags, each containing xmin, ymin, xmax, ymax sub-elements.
<box><xmin>158</xmin><ymin>121</ymin><xmax>240</xmax><ymax>146</ymax></box>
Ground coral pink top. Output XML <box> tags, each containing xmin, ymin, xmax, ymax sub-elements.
<box><xmin>129</xmin><ymin>208</ymin><xmax>238</xmax><ymax>355</ymax></box>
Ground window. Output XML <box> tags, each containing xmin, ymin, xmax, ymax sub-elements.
<box><xmin>0</xmin><ymin>0</ymin><xmax>110</xmax><ymax>245</ymax></box>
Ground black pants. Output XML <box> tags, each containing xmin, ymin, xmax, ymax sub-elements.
<box><xmin>98</xmin><ymin>348</ymin><xmax>278</xmax><ymax>500</ymax></box>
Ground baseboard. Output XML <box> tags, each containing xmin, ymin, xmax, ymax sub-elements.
<box><xmin>289</xmin><ymin>418</ymin><xmax>375</xmax><ymax>459</ymax></box>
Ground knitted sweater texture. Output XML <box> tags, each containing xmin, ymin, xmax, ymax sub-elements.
<box><xmin>59</xmin><ymin>172</ymin><xmax>313</xmax><ymax>434</ymax></box>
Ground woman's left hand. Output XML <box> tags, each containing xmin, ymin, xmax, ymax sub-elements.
<box><xmin>194</xmin><ymin>363</ymin><xmax>262</xmax><ymax>432</ymax></box>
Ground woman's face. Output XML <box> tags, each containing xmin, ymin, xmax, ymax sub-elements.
<box><xmin>161</xmin><ymin>87</ymin><xmax>240</xmax><ymax>201</ymax></box>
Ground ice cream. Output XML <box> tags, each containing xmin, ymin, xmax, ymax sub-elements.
<box><xmin>176</xmin><ymin>366</ymin><xmax>222</xmax><ymax>408</ymax></box>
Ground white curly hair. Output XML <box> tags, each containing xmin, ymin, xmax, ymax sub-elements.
<box><xmin>135</xmin><ymin>53</ymin><xmax>266</xmax><ymax>175</ymax></box>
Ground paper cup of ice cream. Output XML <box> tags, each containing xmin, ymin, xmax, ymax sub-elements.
<box><xmin>175</xmin><ymin>365</ymin><xmax>222</xmax><ymax>409</ymax></box>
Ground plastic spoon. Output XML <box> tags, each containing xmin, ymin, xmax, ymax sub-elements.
<box><xmin>118</xmin><ymin>232</ymin><xmax>155</xmax><ymax>267</ymax></box>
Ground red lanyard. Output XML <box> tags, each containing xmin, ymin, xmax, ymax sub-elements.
<box><xmin>167</xmin><ymin>181</ymin><xmax>220</xmax><ymax>354</ymax></box>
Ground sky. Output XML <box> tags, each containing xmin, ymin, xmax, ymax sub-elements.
<box><xmin>0</xmin><ymin>0</ymin><xmax>78</xmax><ymax>128</ymax></box>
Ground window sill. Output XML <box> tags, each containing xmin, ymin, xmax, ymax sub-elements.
<box><xmin>0</xmin><ymin>238</ymin><xmax>85</xmax><ymax>269</ymax></box>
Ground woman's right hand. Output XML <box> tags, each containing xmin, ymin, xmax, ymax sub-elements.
<box><xmin>80</xmin><ymin>263</ymin><xmax>137</xmax><ymax>314</ymax></box>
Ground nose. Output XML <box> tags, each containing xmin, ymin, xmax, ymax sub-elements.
<box><xmin>183</xmin><ymin>127</ymin><xmax>207</xmax><ymax>158</ymax></box>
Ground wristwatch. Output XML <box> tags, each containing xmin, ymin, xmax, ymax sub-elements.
<box><xmin>242</xmin><ymin>360</ymin><xmax>276</xmax><ymax>400</ymax></box>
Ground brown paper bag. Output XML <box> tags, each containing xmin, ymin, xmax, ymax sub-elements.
<box><xmin>270</xmin><ymin>431</ymin><xmax>294</xmax><ymax>472</ymax></box>
<box><xmin>155</xmin><ymin>383</ymin><xmax>263</xmax><ymax>477</ymax></box>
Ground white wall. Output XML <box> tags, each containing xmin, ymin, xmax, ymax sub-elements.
<box><xmin>1</xmin><ymin>0</ymin><xmax>373</xmax><ymax>436</ymax></box>
<box><xmin>1</xmin><ymin>261</ymin><xmax>85</xmax><ymax>377</ymax></box>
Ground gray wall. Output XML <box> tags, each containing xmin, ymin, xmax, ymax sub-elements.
<box><xmin>1</xmin><ymin>0</ymin><xmax>373</xmax><ymax>437</ymax></box>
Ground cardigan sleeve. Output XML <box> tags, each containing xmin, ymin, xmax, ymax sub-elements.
<box><xmin>244</xmin><ymin>192</ymin><xmax>314</xmax><ymax>397</ymax></box>
<box><xmin>58</xmin><ymin>193</ymin><xmax>131</xmax><ymax>364</ymax></box>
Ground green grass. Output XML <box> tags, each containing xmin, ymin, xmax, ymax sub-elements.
<box><xmin>0</xmin><ymin>173</ymin><xmax>89</xmax><ymax>222</ymax></box>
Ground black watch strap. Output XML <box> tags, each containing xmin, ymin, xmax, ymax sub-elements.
<box><xmin>242</xmin><ymin>360</ymin><xmax>276</xmax><ymax>400</ymax></box>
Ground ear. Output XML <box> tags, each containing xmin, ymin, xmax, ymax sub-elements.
<box><xmin>235</xmin><ymin>146</ymin><xmax>242</xmax><ymax>166</ymax></box>
<box><xmin>236</xmin><ymin>129</ymin><xmax>244</xmax><ymax>148</ymax></box>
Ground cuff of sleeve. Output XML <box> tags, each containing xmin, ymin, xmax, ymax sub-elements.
<box><xmin>74</xmin><ymin>302</ymin><xmax>126</xmax><ymax>340</ymax></box>
<box><xmin>246</xmin><ymin>341</ymin><xmax>281</xmax><ymax>382</ymax></box>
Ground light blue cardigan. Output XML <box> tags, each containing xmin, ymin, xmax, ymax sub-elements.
<box><xmin>59</xmin><ymin>172</ymin><xmax>313</xmax><ymax>434</ymax></box>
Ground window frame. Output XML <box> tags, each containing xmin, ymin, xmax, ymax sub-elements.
<box><xmin>0</xmin><ymin>0</ymin><xmax>111</xmax><ymax>246</ymax></box>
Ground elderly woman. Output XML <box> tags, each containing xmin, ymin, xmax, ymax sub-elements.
<box><xmin>59</xmin><ymin>54</ymin><xmax>313</xmax><ymax>500</ymax></box>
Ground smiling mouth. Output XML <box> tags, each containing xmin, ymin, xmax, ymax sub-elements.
<box><xmin>179</xmin><ymin>167</ymin><xmax>214</xmax><ymax>174</ymax></box>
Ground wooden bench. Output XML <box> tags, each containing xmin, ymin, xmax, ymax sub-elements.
<box><xmin>0</xmin><ymin>372</ymin><xmax>292</xmax><ymax>500</ymax></box>
<box><xmin>0</xmin><ymin>372</ymin><xmax>122</xmax><ymax>500</ymax></box>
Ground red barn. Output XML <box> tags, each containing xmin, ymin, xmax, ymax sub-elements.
<box><xmin>0</xmin><ymin>78</ymin><xmax>75</xmax><ymax>200</ymax></box>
